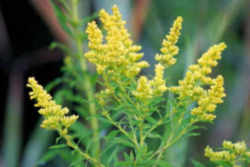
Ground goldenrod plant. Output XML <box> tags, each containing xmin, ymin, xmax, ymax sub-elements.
<box><xmin>27</xmin><ymin>1</ymin><xmax>250</xmax><ymax>166</ymax></box>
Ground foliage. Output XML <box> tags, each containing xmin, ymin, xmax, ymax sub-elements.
<box><xmin>26</xmin><ymin>0</ymin><xmax>250</xmax><ymax>166</ymax></box>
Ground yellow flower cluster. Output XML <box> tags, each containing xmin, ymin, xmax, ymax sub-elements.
<box><xmin>191</xmin><ymin>75</ymin><xmax>226</xmax><ymax>121</ymax></box>
<box><xmin>155</xmin><ymin>17</ymin><xmax>183</xmax><ymax>67</ymax></box>
<box><xmin>133</xmin><ymin>64</ymin><xmax>167</xmax><ymax>101</ymax></box>
<box><xmin>132</xmin><ymin>16</ymin><xmax>182</xmax><ymax>102</ymax></box>
<box><xmin>205</xmin><ymin>141</ymin><xmax>250</xmax><ymax>165</ymax></box>
<box><xmin>84</xmin><ymin>4</ymin><xmax>226</xmax><ymax>122</ymax></box>
<box><xmin>27</xmin><ymin>77</ymin><xmax>78</xmax><ymax>131</ymax></box>
<box><xmin>85</xmin><ymin>5</ymin><xmax>149</xmax><ymax>80</ymax></box>
<box><xmin>170</xmin><ymin>43</ymin><xmax>227</xmax><ymax>122</ymax></box>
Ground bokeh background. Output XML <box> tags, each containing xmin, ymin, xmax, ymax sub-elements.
<box><xmin>0</xmin><ymin>0</ymin><xmax>249</xmax><ymax>166</ymax></box>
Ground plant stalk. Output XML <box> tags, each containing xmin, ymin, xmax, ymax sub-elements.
<box><xmin>60</xmin><ymin>130</ymin><xmax>104</xmax><ymax>167</ymax></box>
<box><xmin>71</xmin><ymin>0</ymin><xmax>100</xmax><ymax>162</ymax></box>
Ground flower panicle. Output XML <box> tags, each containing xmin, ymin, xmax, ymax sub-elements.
<box><xmin>155</xmin><ymin>16</ymin><xmax>183</xmax><ymax>67</ymax></box>
<box><xmin>170</xmin><ymin>43</ymin><xmax>227</xmax><ymax>122</ymax></box>
<box><xmin>86</xmin><ymin>21</ymin><xmax>103</xmax><ymax>50</ymax></box>
<box><xmin>191</xmin><ymin>75</ymin><xmax>226</xmax><ymax>122</ymax></box>
<box><xmin>85</xmin><ymin>5</ymin><xmax>148</xmax><ymax>81</ymax></box>
<box><xmin>27</xmin><ymin>77</ymin><xmax>78</xmax><ymax>131</ymax></box>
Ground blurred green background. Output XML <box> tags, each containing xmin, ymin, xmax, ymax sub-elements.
<box><xmin>0</xmin><ymin>0</ymin><xmax>249</xmax><ymax>166</ymax></box>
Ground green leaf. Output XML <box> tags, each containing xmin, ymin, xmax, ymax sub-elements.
<box><xmin>50</xmin><ymin>0</ymin><xmax>73</xmax><ymax>37</ymax></box>
<box><xmin>59</xmin><ymin>148</ymin><xmax>83</xmax><ymax>165</ymax></box>
<box><xmin>45</xmin><ymin>77</ymin><xmax>63</xmax><ymax>92</ymax></box>
<box><xmin>105</xmin><ymin>130</ymin><xmax>120</xmax><ymax>140</ymax></box>
<box><xmin>145</xmin><ymin>116</ymin><xmax>157</xmax><ymax>124</ymax></box>
<box><xmin>155</xmin><ymin>160</ymin><xmax>171</xmax><ymax>167</ymax></box>
<box><xmin>116</xmin><ymin>160</ymin><xmax>134</xmax><ymax>166</ymax></box>
<box><xmin>56</xmin><ymin>0</ymin><xmax>71</xmax><ymax>14</ymax></box>
<box><xmin>112</xmin><ymin>137</ymin><xmax>134</xmax><ymax>148</ymax></box>
<box><xmin>108</xmin><ymin>147</ymin><xmax>119</xmax><ymax>164</ymax></box>
<box><xmin>80</xmin><ymin>12</ymin><xmax>99</xmax><ymax>26</ymax></box>
<box><xmin>70</xmin><ymin>122</ymin><xmax>91</xmax><ymax>141</ymax></box>
<box><xmin>192</xmin><ymin>160</ymin><xmax>206</xmax><ymax>167</ymax></box>
<box><xmin>49</xmin><ymin>42</ymin><xmax>71</xmax><ymax>54</ymax></box>
<box><xmin>101</xmin><ymin>141</ymin><xmax>117</xmax><ymax>157</ymax></box>
<box><xmin>129</xmin><ymin>151</ymin><xmax>135</xmax><ymax>161</ymax></box>
<box><xmin>38</xmin><ymin>146</ymin><xmax>81</xmax><ymax>166</ymax></box>
<box><xmin>69</xmin><ymin>155</ymin><xmax>84</xmax><ymax>167</ymax></box>
<box><xmin>49</xmin><ymin>144</ymin><xmax>67</xmax><ymax>149</ymax></box>
<box><xmin>75</xmin><ymin>106</ymin><xmax>88</xmax><ymax>118</ymax></box>
<box><xmin>38</xmin><ymin>149</ymin><xmax>61</xmax><ymax>164</ymax></box>
<box><xmin>147</xmin><ymin>133</ymin><xmax>162</xmax><ymax>139</ymax></box>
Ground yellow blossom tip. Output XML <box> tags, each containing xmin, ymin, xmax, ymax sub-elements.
<box><xmin>176</xmin><ymin>16</ymin><xmax>183</xmax><ymax>22</ymax></box>
<box><xmin>111</xmin><ymin>4</ymin><xmax>119</xmax><ymax>13</ymax></box>
<box><xmin>155</xmin><ymin>16</ymin><xmax>183</xmax><ymax>67</ymax></box>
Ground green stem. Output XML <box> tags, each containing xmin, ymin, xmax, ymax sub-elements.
<box><xmin>151</xmin><ymin>123</ymin><xmax>193</xmax><ymax>161</ymax></box>
<box><xmin>60</xmin><ymin>131</ymin><xmax>104</xmax><ymax>167</ymax></box>
<box><xmin>84</xmin><ymin>80</ymin><xmax>100</xmax><ymax>157</ymax></box>
<box><xmin>139</xmin><ymin>121</ymin><xmax>144</xmax><ymax>147</ymax></box>
<box><xmin>103</xmin><ymin>112</ymin><xmax>139</xmax><ymax>149</ymax></box>
<box><xmin>143</xmin><ymin>119</ymin><xmax>163</xmax><ymax>140</ymax></box>
<box><xmin>71</xmin><ymin>0</ymin><xmax>100</xmax><ymax>161</ymax></box>
<box><xmin>102</xmin><ymin>76</ymin><xmax>141</xmax><ymax>150</ymax></box>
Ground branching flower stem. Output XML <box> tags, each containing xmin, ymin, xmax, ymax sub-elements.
<box><xmin>151</xmin><ymin>122</ymin><xmax>193</xmax><ymax>163</ymax></box>
<box><xmin>143</xmin><ymin>119</ymin><xmax>163</xmax><ymax>140</ymax></box>
<box><xmin>59</xmin><ymin>130</ymin><xmax>105</xmax><ymax>167</ymax></box>
<box><xmin>103</xmin><ymin>112</ymin><xmax>140</xmax><ymax>150</ymax></box>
